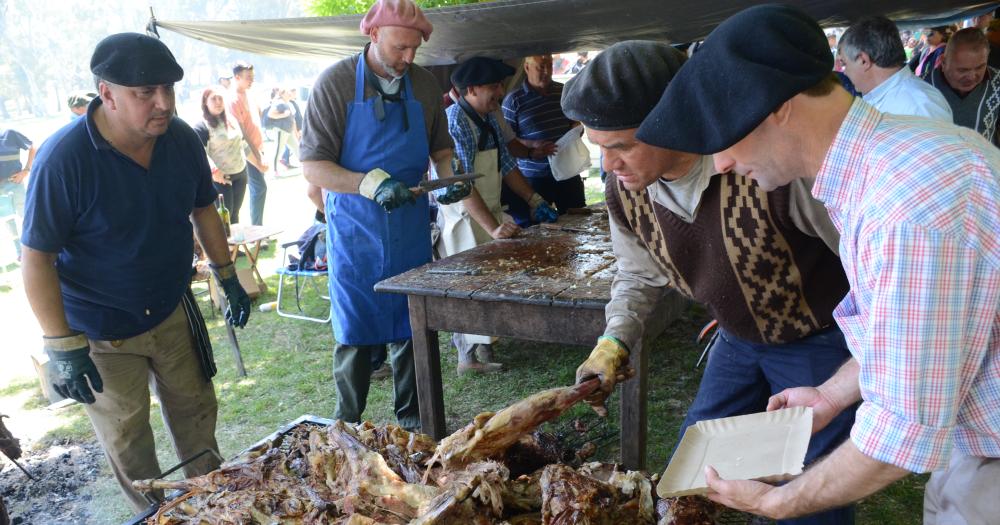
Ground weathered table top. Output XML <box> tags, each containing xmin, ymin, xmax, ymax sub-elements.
<box><xmin>375</xmin><ymin>207</ymin><xmax>615</xmax><ymax>308</ymax></box>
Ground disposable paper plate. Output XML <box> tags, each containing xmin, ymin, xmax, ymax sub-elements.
<box><xmin>656</xmin><ymin>406</ymin><xmax>813</xmax><ymax>498</ymax></box>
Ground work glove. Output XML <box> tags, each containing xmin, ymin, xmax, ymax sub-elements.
<box><xmin>44</xmin><ymin>333</ymin><xmax>103</xmax><ymax>404</ymax></box>
<box><xmin>435</xmin><ymin>181</ymin><xmax>473</xmax><ymax>205</ymax></box>
<box><xmin>212</xmin><ymin>263</ymin><xmax>252</xmax><ymax>328</ymax></box>
<box><xmin>528</xmin><ymin>193</ymin><xmax>559</xmax><ymax>223</ymax></box>
<box><xmin>575</xmin><ymin>336</ymin><xmax>630</xmax><ymax>417</ymax></box>
<box><xmin>359</xmin><ymin>168</ymin><xmax>415</xmax><ymax>211</ymax></box>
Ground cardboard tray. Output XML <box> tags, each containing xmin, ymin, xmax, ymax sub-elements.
<box><xmin>656</xmin><ymin>407</ymin><xmax>813</xmax><ymax>498</ymax></box>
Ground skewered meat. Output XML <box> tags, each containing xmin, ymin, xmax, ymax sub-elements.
<box><xmin>427</xmin><ymin>378</ymin><xmax>600</xmax><ymax>473</ymax></box>
<box><xmin>540</xmin><ymin>464</ymin><xmax>654</xmax><ymax>525</ymax></box>
<box><xmin>503</xmin><ymin>431</ymin><xmax>565</xmax><ymax>477</ymax></box>
<box><xmin>655</xmin><ymin>496</ymin><xmax>724</xmax><ymax>525</ymax></box>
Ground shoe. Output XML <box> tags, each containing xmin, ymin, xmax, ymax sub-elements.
<box><xmin>457</xmin><ymin>361</ymin><xmax>503</xmax><ymax>375</ymax></box>
<box><xmin>371</xmin><ymin>364</ymin><xmax>392</xmax><ymax>380</ymax></box>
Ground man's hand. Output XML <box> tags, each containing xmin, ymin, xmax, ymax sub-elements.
<box><xmin>575</xmin><ymin>336</ymin><xmax>630</xmax><ymax>416</ymax></box>
<box><xmin>44</xmin><ymin>334</ymin><xmax>103</xmax><ymax>404</ymax></box>
<box><xmin>527</xmin><ymin>193</ymin><xmax>558</xmax><ymax>223</ymax></box>
<box><xmin>530</xmin><ymin>141</ymin><xmax>557</xmax><ymax>159</ymax></box>
<box><xmin>435</xmin><ymin>181</ymin><xmax>473</xmax><ymax>205</ymax></box>
<box><xmin>212</xmin><ymin>263</ymin><xmax>251</xmax><ymax>328</ymax></box>
<box><xmin>9</xmin><ymin>170</ymin><xmax>28</xmax><ymax>184</ymax></box>
<box><xmin>360</xmin><ymin>168</ymin><xmax>416</xmax><ymax>211</ymax></box>
<box><xmin>490</xmin><ymin>222</ymin><xmax>521</xmax><ymax>239</ymax></box>
<box><xmin>767</xmin><ymin>386</ymin><xmax>845</xmax><ymax>434</ymax></box>
<box><xmin>704</xmin><ymin>466</ymin><xmax>787</xmax><ymax>519</ymax></box>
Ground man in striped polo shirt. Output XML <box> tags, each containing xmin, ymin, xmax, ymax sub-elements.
<box><xmin>501</xmin><ymin>55</ymin><xmax>587</xmax><ymax>225</ymax></box>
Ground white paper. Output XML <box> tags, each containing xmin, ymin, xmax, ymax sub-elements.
<box><xmin>548</xmin><ymin>126</ymin><xmax>592</xmax><ymax>181</ymax></box>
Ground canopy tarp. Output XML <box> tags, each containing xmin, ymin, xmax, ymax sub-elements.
<box><xmin>153</xmin><ymin>0</ymin><xmax>1000</xmax><ymax>65</ymax></box>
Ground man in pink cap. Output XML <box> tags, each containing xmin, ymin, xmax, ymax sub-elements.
<box><xmin>301</xmin><ymin>0</ymin><xmax>469</xmax><ymax>432</ymax></box>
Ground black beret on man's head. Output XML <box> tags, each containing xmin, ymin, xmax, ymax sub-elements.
<box><xmin>451</xmin><ymin>57</ymin><xmax>515</xmax><ymax>90</ymax></box>
<box><xmin>561</xmin><ymin>40</ymin><xmax>687</xmax><ymax>131</ymax></box>
<box><xmin>90</xmin><ymin>33</ymin><xmax>184</xmax><ymax>87</ymax></box>
<box><xmin>636</xmin><ymin>4</ymin><xmax>833</xmax><ymax>154</ymax></box>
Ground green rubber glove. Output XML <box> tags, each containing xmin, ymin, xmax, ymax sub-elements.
<box><xmin>212</xmin><ymin>263</ymin><xmax>252</xmax><ymax>328</ymax></box>
<box><xmin>436</xmin><ymin>181</ymin><xmax>473</xmax><ymax>205</ymax></box>
<box><xmin>359</xmin><ymin>168</ymin><xmax>416</xmax><ymax>211</ymax></box>
<box><xmin>44</xmin><ymin>333</ymin><xmax>103</xmax><ymax>404</ymax></box>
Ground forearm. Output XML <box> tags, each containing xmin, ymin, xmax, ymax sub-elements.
<box><xmin>765</xmin><ymin>441</ymin><xmax>910</xmax><ymax>518</ymax></box>
<box><xmin>605</xmin><ymin>275</ymin><xmax>667</xmax><ymax>351</ymax></box>
<box><xmin>431</xmin><ymin>149</ymin><xmax>455</xmax><ymax>179</ymax></box>
<box><xmin>307</xmin><ymin>183</ymin><xmax>325</xmax><ymax>213</ymax></box>
<box><xmin>817</xmin><ymin>358</ymin><xmax>862</xmax><ymax>411</ymax></box>
<box><xmin>503</xmin><ymin>168</ymin><xmax>537</xmax><ymax>203</ymax></box>
<box><xmin>21</xmin><ymin>246</ymin><xmax>72</xmax><ymax>337</ymax></box>
<box><xmin>505</xmin><ymin>139</ymin><xmax>532</xmax><ymax>158</ymax></box>
<box><xmin>302</xmin><ymin>160</ymin><xmax>365</xmax><ymax>194</ymax></box>
<box><xmin>191</xmin><ymin>205</ymin><xmax>232</xmax><ymax>265</ymax></box>
<box><xmin>25</xmin><ymin>146</ymin><xmax>36</xmax><ymax>171</ymax></box>
<box><xmin>463</xmin><ymin>188</ymin><xmax>501</xmax><ymax>232</ymax></box>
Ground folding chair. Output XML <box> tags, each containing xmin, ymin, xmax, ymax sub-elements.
<box><xmin>275</xmin><ymin>240</ymin><xmax>331</xmax><ymax>323</ymax></box>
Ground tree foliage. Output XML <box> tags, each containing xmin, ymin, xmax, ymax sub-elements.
<box><xmin>305</xmin><ymin>0</ymin><xmax>490</xmax><ymax>17</ymax></box>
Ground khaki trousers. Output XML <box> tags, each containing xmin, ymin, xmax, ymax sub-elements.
<box><xmin>924</xmin><ymin>450</ymin><xmax>1000</xmax><ymax>524</ymax></box>
<box><xmin>85</xmin><ymin>304</ymin><xmax>220</xmax><ymax>512</ymax></box>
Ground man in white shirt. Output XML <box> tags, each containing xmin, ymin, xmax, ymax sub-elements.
<box><xmin>838</xmin><ymin>16</ymin><xmax>953</xmax><ymax>121</ymax></box>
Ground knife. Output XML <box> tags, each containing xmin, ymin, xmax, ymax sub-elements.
<box><xmin>411</xmin><ymin>173</ymin><xmax>484</xmax><ymax>193</ymax></box>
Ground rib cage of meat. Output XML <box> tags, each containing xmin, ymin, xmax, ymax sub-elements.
<box><xmin>136</xmin><ymin>381</ymin><xmax>724</xmax><ymax>525</ymax></box>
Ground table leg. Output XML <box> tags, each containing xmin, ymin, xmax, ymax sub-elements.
<box><xmin>620</xmin><ymin>336</ymin><xmax>648</xmax><ymax>470</ymax></box>
<box><xmin>247</xmin><ymin>241</ymin><xmax>267</xmax><ymax>293</ymax></box>
<box><xmin>407</xmin><ymin>295</ymin><xmax>446</xmax><ymax>439</ymax></box>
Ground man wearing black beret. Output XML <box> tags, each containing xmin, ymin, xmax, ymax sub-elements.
<box><xmin>439</xmin><ymin>57</ymin><xmax>558</xmax><ymax>374</ymax></box>
<box><xmin>640</xmin><ymin>5</ymin><xmax>1000</xmax><ymax>522</ymax></box>
<box><xmin>20</xmin><ymin>32</ymin><xmax>251</xmax><ymax>510</ymax></box>
<box><xmin>563</xmin><ymin>40</ymin><xmax>856</xmax><ymax>525</ymax></box>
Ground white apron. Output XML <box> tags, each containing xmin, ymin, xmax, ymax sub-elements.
<box><xmin>438</xmin><ymin>114</ymin><xmax>504</xmax><ymax>345</ymax></box>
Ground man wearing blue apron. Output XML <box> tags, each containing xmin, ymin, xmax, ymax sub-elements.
<box><xmin>300</xmin><ymin>0</ymin><xmax>469</xmax><ymax>431</ymax></box>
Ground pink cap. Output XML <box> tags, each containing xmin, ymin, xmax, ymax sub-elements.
<box><xmin>360</xmin><ymin>0</ymin><xmax>433</xmax><ymax>42</ymax></box>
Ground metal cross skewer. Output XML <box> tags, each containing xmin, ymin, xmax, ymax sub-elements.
<box><xmin>1</xmin><ymin>451</ymin><xmax>35</xmax><ymax>481</ymax></box>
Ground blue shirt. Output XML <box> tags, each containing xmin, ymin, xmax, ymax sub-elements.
<box><xmin>445</xmin><ymin>103</ymin><xmax>517</xmax><ymax>177</ymax></box>
<box><xmin>0</xmin><ymin>128</ymin><xmax>31</xmax><ymax>178</ymax></box>
<box><xmin>501</xmin><ymin>81</ymin><xmax>573</xmax><ymax>179</ymax></box>
<box><xmin>21</xmin><ymin>99</ymin><xmax>216</xmax><ymax>340</ymax></box>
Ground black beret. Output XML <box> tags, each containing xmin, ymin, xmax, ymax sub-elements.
<box><xmin>90</xmin><ymin>33</ymin><xmax>184</xmax><ymax>87</ymax></box>
<box><xmin>561</xmin><ymin>40</ymin><xmax>686</xmax><ymax>131</ymax></box>
<box><xmin>450</xmin><ymin>57</ymin><xmax>515</xmax><ymax>90</ymax></box>
<box><xmin>636</xmin><ymin>4</ymin><xmax>833</xmax><ymax>154</ymax></box>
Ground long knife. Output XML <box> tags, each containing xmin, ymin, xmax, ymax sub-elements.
<box><xmin>410</xmin><ymin>173</ymin><xmax>484</xmax><ymax>194</ymax></box>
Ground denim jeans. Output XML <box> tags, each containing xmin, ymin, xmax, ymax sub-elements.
<box><xmin>245</xmin><ymin>162</ymin><xmax>267</xmax><ymax>226</ymax></box>
<box><xmin>676</xmin><ymin>327</ymin><xmax>858</xmax><ymax>525</ymax></box>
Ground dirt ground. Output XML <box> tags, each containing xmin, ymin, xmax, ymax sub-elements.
<box><xmin>1</xmin><ymin>438</ymin><xmax>103</xmax><ymax>524</ymax></box>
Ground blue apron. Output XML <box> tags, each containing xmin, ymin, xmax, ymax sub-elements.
<box><xmin>325</xmin><ymin>57</ymin><xmax>432</xmax><ymax>345</ymax></box>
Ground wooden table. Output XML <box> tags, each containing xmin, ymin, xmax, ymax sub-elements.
<box><xmin>228</xmin><ymin>225</ymin><xmax>282</xmax><ymax>294</ymax></box>
<box><xmin>375</xmin><ymin>208</ymin><xmax>687</xmax><ymax>469</ymax></box>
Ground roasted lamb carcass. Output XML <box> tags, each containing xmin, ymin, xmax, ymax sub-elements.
<box><xmin>540</xmin><ymin>464</ymin><xmax>655</xmax><ymax>525</ymax></box>
<box><xmin>412</xmin><ymin>461</ymin><xmax>509</xmax><ymax>525</ymax></box>
<box><xmin>655</xmin><ymin>496</ymin><xmax>724</xmax><ymax>525</ymax></box>
<box><xmin>427</xmin><ymin>378</ymin><xmax>600</xmax><ymax>474</ymax></box>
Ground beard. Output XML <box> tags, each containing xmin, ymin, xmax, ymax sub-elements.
<box><xmin>374</xmin><ymin>49</ymin><xmax>407</xmax><ymax>80</ymax></box>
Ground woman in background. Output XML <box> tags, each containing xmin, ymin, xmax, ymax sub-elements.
<box><xmin>193</xmin><ymin>86</ymin><xmax>260</xmax><ymax>224</ymax></box>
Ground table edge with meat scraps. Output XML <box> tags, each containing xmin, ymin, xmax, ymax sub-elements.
<box><xmin>375</xmin><ymin>205</ymin><xmax>688</xmax><ymax>470</ymax></box>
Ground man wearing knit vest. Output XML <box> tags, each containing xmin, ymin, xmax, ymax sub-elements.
<box><xmin>564</xmin><ymin>41</ymin><xmax>857</xmax><ymax>525</ymax></box>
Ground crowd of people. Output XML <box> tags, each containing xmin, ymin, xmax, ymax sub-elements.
<box><xmin>3</xmin><ymin>0</ymin><xmax>997</xmax><ymax>523</ymax></box>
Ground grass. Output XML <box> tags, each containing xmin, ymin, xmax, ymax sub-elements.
<box><xmin>6</xmin><ymin>172</ymin><xmax>924</xmax><ymax>524</ymax></box>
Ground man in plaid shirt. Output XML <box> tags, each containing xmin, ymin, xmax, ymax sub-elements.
<box><xmin>639</xmin><ymin>5</ymin><xmax>999</xmax><ymax>523</ymax></box>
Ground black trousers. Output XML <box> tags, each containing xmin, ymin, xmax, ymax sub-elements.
<box><xmin>501</xmin><ymin>174</ymin><xmax>586</xmax><ymax>227</ymax></box>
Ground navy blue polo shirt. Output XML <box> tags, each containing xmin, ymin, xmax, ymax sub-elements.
<box><xmin>21</xmin><ymin>99</ymin><xmax>215</xmax><ymax>340</ymax></box>
<box><xmin>0</xmin><ymin>128</ymin><xmax>32</xmax><ymax>178</ymax></box>
<box><xmin>501</xmin><ymin>80</ymin><xmax>574</xmax><ymax>179</ymax></box>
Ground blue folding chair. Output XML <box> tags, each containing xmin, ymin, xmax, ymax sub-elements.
<box><xmin>275</xmin><ymin>240</ymin><xmax>331</xmax><ymax>323</ymax></box>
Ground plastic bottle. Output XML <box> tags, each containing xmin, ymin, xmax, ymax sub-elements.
<box><xmin>259</xmin><ymin>301</ymin><xmax>278</xmax><ymax>313</ymax></box>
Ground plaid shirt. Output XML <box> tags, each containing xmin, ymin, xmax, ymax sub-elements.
<box><xmin>813</xmin><ymin>99</ymin><xmax>1000</xmax><ymax>472</ymax></box>
<box><xmin>445</xmin><ymin>103</ymin><xmax>516</xmax><ymax>177</ymax></box>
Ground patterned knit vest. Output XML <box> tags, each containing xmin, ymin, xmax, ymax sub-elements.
<box><xmin>606</xmin><ymin>173</ymin><xmax>849</xmax><ymax>344</ymax></box>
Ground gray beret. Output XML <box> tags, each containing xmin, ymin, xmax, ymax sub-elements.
<box><xmin>561</xmin><ymin>41</ymin><xmax>687</xmax><ymax>131</ymax></box>
<box><xmin>636</xmin><ymin>5</ymin><xmax>833</xmax><ymax>154</ymax></box>
<box><xmin>90</xmin><ymin>33</ymin><xmax>184</xmax><ymax>87</ymax></box>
